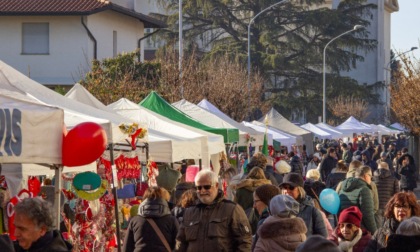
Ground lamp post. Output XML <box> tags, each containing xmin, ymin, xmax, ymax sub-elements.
<box><xmin>247</xmin><ymin>0</ymin><xmax>289</xmax><ymax>120</ymax></box>
<box><xmin>384</xmin><ymin>46</ymin><xmax>418</xmax><ymax>124</ymax></box>
<box><xmin>322</xmin><ymin>25</ymin><xmax>363</xmax><ymax>123</ymax></box>
<box><xmin>179</xmin><ymin>0</ymin><xmax>184</xmax><ymax>98</ymax></box>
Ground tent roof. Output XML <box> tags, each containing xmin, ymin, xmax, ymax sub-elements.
<box><xmin>336</xmin><ymin>116</ymin><xmax>372</xmax><ymax>135</ymax></box>
<box><xmin>315</xmin><ymin>123</ymin><xmax>344</xmax><ymax>139</ymax></box>
<box><xmin>140</xmin><ymin>92</ymin><xmax>239</xmax><ymax>143</ymax></box>
<box><xmin>174</xmin><ymin>99</ymin><xmax>266</xmax><ymax>146</ymax></box>
<box><xmin>108</xmin><ymin>98</ymin><xmax>225</xmax><ymax>164</ymax></box>
<box><xmin>300</xmin><ymin>123</ymin><xmax>332</xmax><ymax>139</ymax></box>
<box><xmin>65</xmin><ymin>83</ymin><xmax>114</xmax><ymax>112</ymax></box>
<box><xmin>390</xmin><ymin>123</ymin><xmax>408</xmax><ymax>132</ymax></box>
<box><xmin>242</xmin><ymin>121</ymin><xmax>296</xmax><ymax>151</ymax></box>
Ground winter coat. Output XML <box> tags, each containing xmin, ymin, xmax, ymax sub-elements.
<box><xmin>305</xmin><ymin>160</ymin><xmax>319</xmax><ymax>174</ymax></box>
<box><xmin>319</xmin><ymin>155</ymin><xmax>338</xmax><ymax>182</ymax></box>
<box><xmin>362</xmin><ymin>149</ymin><xmax>377</xmax><ymax>172</ymax></box>
<box><xmin>326</xmin><ymin>169</ymin><xmax>347</xmax><ymax>189</ymax></box>
<box><xmin>14</xmin><ymin>230</ymin><xmax>72</xmax><ymax>252</ymax></box>
<box><xmin>289</xmin><ymin>156</ymin><xmax>304</xmax><ymax>176</ymax></box>
<box><xmin>364</xmin><ymin>218</ymin><xmax>400</xmax><ymax>252</ymax></box>
<box><xmin>297</xmin><ymin>195</ymin><xmax>328</xmax><ymax>237</ymax></box>
<box><xmin>0</xmin><ymin>234</ymin><xmax>13</xmax><ymax>252</ymax></box>
<box><xmin>398</xmin><ymin>154</ymin><xmax>417</xmax><ymax>190</ymax></box>
<box><xmin>303</xmin><ymin>179</ymin><xmax>325</xmax><ymax>201</ymax></box>
<box><xmin>123</xmin><ymin>198</ymin><xmax>179</xmax><ymax>252</ymax></box>
<box><xmin>254</xmin><ymin>216</ymin><xmax>307</xmax><ymax>252</ymax></box>
<box><xmin>342</xmin><ymin>149</ymin><xmax>353</xmax><ymax>164</ymax></box>
<box><xmin>338</xmin><ymin>177</ymin><xmax>377</xmax><ymax>234</ymax></box>
<box><xmin>176</xmin><ymin>190</ymin><xmax>252</xmax><ymax>252</ymax></box>
<box><xmin>330</xmin><ymin>227</ymin><xmax>371</xmax><ymax>252</ymax></box>
<box><xmin>252</xmin><ymin>208</ymin><xmax>270</xmax><ymax>251</ymax></box>
<box><xmin>372</xmin><ymin>169</ymin><xmax>399</xmax><ymax>209</ymax></box>
<box><xmin>266</xmin><ymin>165</ymin><xmax>283</xmax><ymax>185</ymax></box>
<box><xmin>382</xmin><ymin>234</ymin><xmax>420</xmax><ymax>252</ymax></box>
<box><xmin>233</xmin><ymin>178</ymin><xmax>271</xmax><ymax>212</ymax></box>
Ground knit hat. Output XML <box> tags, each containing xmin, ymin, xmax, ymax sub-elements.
<box><xmin>313</xmin><ymin>153</ymin><xmax>321</xmax><ymax>159</ymax></box>
<box><xmin>296</xmin><ymin>235</ymin><xmax>340</xmax><ymax>252</ymax></box>
<box><xmin>280</xmin><ymin>172</ymin><xmax>304</xmax><ymax>188</ymax></box>
<box><xmin>269</xmin><ymin>194</ymin><xmax>300</xmax><ymax>218</ymax></box>
<box><xmin>396</xmin><ymin>216</ymin><xmax>420</xmax><ymax>236</ymax></box>
<box><xmin>275</xmin><ymin>160</ymin><xmax>291</xmax><ymax>174</ymax></box>
<box><xmin>339</xmin><ymin>206</ymin><xmax>363</xmax><ymax>228</ymax></box>
<box><xmin>255</xmin><ymin>184</ymin><xmax>280</xmax><ymax>206</ymax></box>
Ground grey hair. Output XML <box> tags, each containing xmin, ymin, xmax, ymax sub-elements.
<box><xmin>14</xmin><ymin>197</ymin><xmax>54</xmax><ymax>231</ymax></box>
<box><xmin>396</xmin><ymin>216</ymin><xmax>420</xmax><ymax>236</ymax></box>
<box><xmin>355</xmin><ymin>166</ymin><xmax>372</xmax><ymax>178</ymax></box>
<box><xmin>195</xmin><ymin>169</ymin><xmax>218</xmax><ymax>185</ymax></box>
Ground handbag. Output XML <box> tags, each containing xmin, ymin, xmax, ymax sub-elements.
<box><xmin>146</xmin><ymin>218</ymin><xmax>171</xmax><ymax>252</ymax></box>
<box><xmin>116</xmin><ymin>184</ymin><xmax>136</xmax><ymax>199</ymax></box>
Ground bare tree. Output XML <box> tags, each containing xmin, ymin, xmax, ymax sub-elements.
<box><xmin>327</xmin><ymin>95</ymin><xmax>370</xmax><ymax>125</ymax></box>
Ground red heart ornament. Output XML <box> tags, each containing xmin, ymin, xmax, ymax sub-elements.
<box><xmin>62</xmin><ymin>122</ymin><xmax>107</xmax><ymax>167</ymax></box>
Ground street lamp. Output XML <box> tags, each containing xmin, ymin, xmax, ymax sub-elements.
<box><xmin>322</xmin><ymin>25</ymin><xmax>364</xmax><ymax>123</ymax></box>
<box><xmin>384</xmin><ymin>46</ymin><xmax>418</xmax><ymax>124</ymax></box>
<box><xmin>247</xmin><ymin>0</ymin><xmax>289</xmax><ymax>120</ymax></box>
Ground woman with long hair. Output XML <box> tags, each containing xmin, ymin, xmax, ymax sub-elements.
<box><xmin>364</xmin><ymin>192</ymin><xmax>420</xmax><ymax>252</ymax></box>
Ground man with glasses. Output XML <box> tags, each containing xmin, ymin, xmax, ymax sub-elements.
<box><xmin>338</xmin><ymin>166</ymin><xmax>377</xmax><ymax>234</ymax></box>
<box><xmin>176</xmin><ymin>170</ymin><xmax>252</xmax><ymax>251</ymax></box>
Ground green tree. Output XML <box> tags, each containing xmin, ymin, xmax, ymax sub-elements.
<box><xmin>155</xmin><ymin>0</ymin><xmax>379</xmax><ymax>121</ymax></box>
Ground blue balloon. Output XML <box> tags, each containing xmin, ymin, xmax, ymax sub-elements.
<box><xmin>319</xmin><ymin>188</ymin><xmax>340</xmax><ymax>214</ymax></box>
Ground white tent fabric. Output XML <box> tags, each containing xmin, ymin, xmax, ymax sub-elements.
<box><xmin>174</xmin><ymin>99</ymin><xmax>268</xmax><ymax>146</ymax></box>
<box><xmin>300</xmin><ymin>123</ymin><xmax>332</xmax><ymax>139</ymax></box>
<box><xmin>65</xmin><ymin>83</ymin><xmax>114</xmax><ymax>112</ymax></box>
<box><xmin>315</xmin><ymin>123</ymin><xmax>344</xmax><ymax>139</ymax></box>
<box><xmin>62</xmin><ymin>83</ymin><xmax>206</xmax><ymax>163</ymax></box>
<box><xmin>259</xmin><ymin>108</ymin><xmax>314</xmax><ymax>154</ymax></box>
<box><xmin>378</xmin><ymin>124</ymin><xmax>402</xmax><ymax>134</ymax></box>
<box><xmin>336</xmin><ymin>116</ymin><xmax>372</xmax><ymax>137</ymax></box>
<box><xmin>0</xmin><ymin>90</ymin><xmax>64</xmax><ymax>164</ymax></box>
<box><xmin>390</xmin><ymin>123</ymin><xmax>408</xmax><ymax>132</ymax></box>
<box><xmin>242</xmin><ymin>121</ymin><xmax>296</xmax><ymax>151</ymax></box>
<box><xmin>108</xmin><ymin>98</ymin><xmax>226</xmax><ymax>168</ymax></box>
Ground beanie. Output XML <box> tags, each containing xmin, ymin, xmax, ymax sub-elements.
<box><xmin>269</xmin><ymin>194</ymin><xmax>300</xmax><ymax>218</ymax></box>
<box><xmin>296</xmin><ymin>235</ymin><xmax>340</xmax><ymax>252</ymax></box>
<box><xmin>339</xmin><ymin>206</ymin><xmax>362</xmax><ymax>228</ymax></box>
<box><xmin>255</xmin><ymin>184</ymin><xmax>280</xmax><ymax>206</ymax></box>
<box><xmin>280</xmin><ymin>172</ymin><xmax>304</xmax><ymax>188</ymax></box>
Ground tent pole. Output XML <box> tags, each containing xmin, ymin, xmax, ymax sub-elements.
<box><xmin>53</xmin><ymin>165</ymin><xmax>62</xmax><ymax>229</ymax></box>
<box><xmin>109</xmin><ymin>143</ymin><xmax>122</xmax><ymax>252</ymax></box>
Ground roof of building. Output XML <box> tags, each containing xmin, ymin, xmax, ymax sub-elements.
<box><xmin>0</xmin><ymin>0</ymin><xmax>166</xmax><ymax>28</ymax></box>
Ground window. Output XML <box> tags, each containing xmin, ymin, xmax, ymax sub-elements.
<box><xmin>22</xmin><ymin>23</ymin><xmax>49</xmax><ymax>54</ymax></box>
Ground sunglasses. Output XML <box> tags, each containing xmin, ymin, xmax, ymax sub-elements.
<box><xmin>339</xmin><ymin>223</ymin><xmax>355</xmax><ymax>229</ymax></box>
<box><xmin>196</xmin><ymin>185</ymin><xmax>213</xmax><ymax>191</ymax></box>
<box><xmin>282</xmin><ymin>185</ymin><xmax>295</xmax><ymax>190</ymax></box>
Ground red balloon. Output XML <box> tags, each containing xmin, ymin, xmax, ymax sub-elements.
<box><xmin>62</xmin><ymin>122</ymin><xmax>107</xmax><ymax>167</ymax></box>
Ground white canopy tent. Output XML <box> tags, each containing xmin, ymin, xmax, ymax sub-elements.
<box><xmin>260</xmin><ymin>108</ymin><xmax>314</xmax><ymax>154</ymax></box>
<box><xmin>65</xmin><ymin>83</ymin><xmax>114</xmax><ymax>113</ymax></box>
<box><xmin>174</xmin><ymin>99</ymin><xmax>268</xmax><ymax>146</ymax></box>
<box><xmin>242</xmin><ymin>121</ymin><xmax>296</xmax><ymax>151</ymax></box>
<box><xmin>335</xmin><ymin>116</ymin><xmax>372</xmax><ymax>137</ymax></box>
<box><xmin>390</xmin><ymin>122</ymin><xmax>408</xmax><ymax>132</ymax></box>
<box><xmin>300</xmin><ymin>123</ymin><xmax>333</xmax><ymax>139</ymax></box>
<box><xmin>315</xmin><ymin>123</ymin><xmax>345</xmax><ymax>139</ymax></box>
<box><xmin>378</xmin><ymin>124</ymin><xmax>402</xmax><ymax>134</ymax></box>
<box><xmin>108</xmin><ymin>98</ymin><xmax>226</xmax><ymax>170</ymax></box>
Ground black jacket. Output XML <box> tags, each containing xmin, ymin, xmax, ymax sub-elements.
<box><xmin>14</xmin><ymin>230</ymin><xmax>72</xmax><ymax>252</ymax></box>
<box><xmin>319</xmin><ymin>155</ymin><xmax>338</xmax><ymax>182</ymax></box>
<box><xmin>123</xmin><ymin>198</ymin><xmax>179</xmax><ymax>252</ymax></box>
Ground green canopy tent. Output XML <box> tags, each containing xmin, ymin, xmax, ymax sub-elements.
<box><xmin>139</xmin><ymin>91</ymin><xmax>239</xmax><ymax>144</ymax></box>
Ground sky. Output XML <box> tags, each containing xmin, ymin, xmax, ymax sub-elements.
<box><xmin>391</xmin><ymin>0</ymin><xmax>420</xmax><ymax>59</ymax></box>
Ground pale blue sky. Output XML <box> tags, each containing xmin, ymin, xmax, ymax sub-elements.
<box><xmin>391</xmin><ymin>0</ymin><xmax>420</xmax><ymax>59</ymax></box>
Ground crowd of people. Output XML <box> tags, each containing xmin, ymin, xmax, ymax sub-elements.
<box><xmin>2</xmin><ymin>134</ymin><xmax>420</xmax><ymax>252</ymax></box>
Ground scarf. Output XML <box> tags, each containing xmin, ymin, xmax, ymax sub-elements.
<box><xmin>338</xmin><ymin>228</ymin><xmax>362</xmax><ymax>252</ymax></box>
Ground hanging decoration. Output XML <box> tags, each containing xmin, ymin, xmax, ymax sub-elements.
<box><xmin>119</xmin><ymin>123</ymin><xmax>147</xmax><ymax>150</ymax></box>
<box><xmin>7</xmin><ymin>189</ymin><xmax>33</xmax><ymax>240</ymax></box>
<box><xmin>147</xmin><ymin>160</ymin><xmax>158</xmax><ymax>187</ymax></box>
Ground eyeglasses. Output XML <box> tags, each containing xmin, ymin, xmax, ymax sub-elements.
<box><xmin>394</xmin><ymin>204</ymin><xmax>410</xmax><ymax>210</ymax></box>
<box><xmin>196</xmin><ymin>184</ymin><xmax>213</xmax><ymax>191</ymax></box>
<box><xmin>282</xmin><ymin>185</ymin><xmax>295</xmax><ymax>190</ymax></box>
<box><xmin>253</xmin><ymin>199</ymin><xmax>261</xmax><ymax>204</ymax></box>
<box><xmin>339</xmin><ymin>223</ymin><xmax>355</xmax><ymax>229</ymax></box>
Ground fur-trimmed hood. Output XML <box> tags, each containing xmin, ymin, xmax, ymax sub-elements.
<box><xmin>232</xmin><ymin>178</ymin><xmax>271</xmax><ymax>191</ymax></box>
<box><xmin>258</xmin><ymin>215</ymin><xmax>307</xmax><ymax>238</ymax></box>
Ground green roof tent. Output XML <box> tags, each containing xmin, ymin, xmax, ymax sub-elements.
<box><xmin>139</xmin><ymin>91</ymin><xmax>239</xmax><ymax>143</ymax></box>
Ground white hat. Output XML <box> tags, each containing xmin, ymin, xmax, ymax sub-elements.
<box><xmin>313</xmin><ymin>153</ymin><xmax>321</xmax><ymax>159</ymax></box>
<box><xmin>275</xmin><ymin>160</ymin><xmax>291</xmax><ymax>174</ymax></box>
